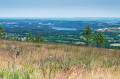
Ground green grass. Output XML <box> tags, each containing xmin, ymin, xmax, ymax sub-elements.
<box><xmin>110</xmin><ymin>43</ymin><xmax>120</xmax><ymax>46</ymax></box>
<box><xmin>73</xmin><ymin>42</ymin><xmax>86</xmax><ymax>45</ymax></box>
<box><xmin>55</xmin><ymin>40</ymin><xmax>70</xmax><ymax>43</ymax></box>
<box><xmin>104</xmin><ymin>36</ymin><xmax>114</xmax><ymax>40</ymax></box>
<box><xmin>44</xmin><ymin>36</ymin><xmax>71</xmax><ymax>40</ymax></box>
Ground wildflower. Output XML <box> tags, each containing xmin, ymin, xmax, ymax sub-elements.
<box><xmin>102</xmin><ymin>68</ymin><xmax>107</xmax><ymax>72</ymax></box>
<box><xmin>63</xmin><ymin>71</ymin><xmax>67</xmax><ymax>74</ymax></box>
<box><xmin>21</xmin><ymin>71</ymin><xmax>25</xmax><ymax>75</ymax></box>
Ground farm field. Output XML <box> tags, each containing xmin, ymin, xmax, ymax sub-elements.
<box><xmin>0</xmin><ymin>40</ymin><xmax>120</xmax><ymax>79</ymax></box>
<box><xmin>110</xmin><ymin>43</ymin><xmax>120</xmax><ymax>46</ymax></box>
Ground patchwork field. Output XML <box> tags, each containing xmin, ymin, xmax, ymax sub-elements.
<box><xmin>0</xmin><ymin>40</ymin><xmax>120</xmax><ymax>79</ymax></box>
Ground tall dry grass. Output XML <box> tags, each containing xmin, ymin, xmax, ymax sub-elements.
<box><xmin>0</xmin><ymin>39</ymin><xmax>120</xmax><ymax>79</ymax></box>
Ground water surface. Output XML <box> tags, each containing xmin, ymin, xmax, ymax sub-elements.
<box><xmin>52</xmin><ymin>26</ymin><xmax>77</xmax><ymax>30</ymax></box>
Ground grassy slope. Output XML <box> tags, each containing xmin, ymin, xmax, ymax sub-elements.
<box><xmin>0</xmin><ymin>40</ymin><xmax>120</xmax><ymax>79</ymax></box>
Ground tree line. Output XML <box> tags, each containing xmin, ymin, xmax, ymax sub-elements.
<box><xmin>0</xmin><ymin>25</ymin><xmax>104</xmax><ymax>47</ymax></box>
<box><xmin>0</xmin><ymin>25</ymin><xmax>43</xmax><ymax>43</ymax></box>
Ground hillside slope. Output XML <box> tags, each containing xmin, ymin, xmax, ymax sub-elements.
<box><xmin>0</xmin><ymin>40</ymin><xmax>120</xmax><ymax>79</ymax></box>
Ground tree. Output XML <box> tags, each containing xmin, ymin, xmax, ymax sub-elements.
<box><xmin>0</xmin><ymin>25</ymin><xmax>5</xmax><ymax>36</ymax></box>
<box><xmin>26</xmin><ymin>32</ymin><xmax>35</xmax><ymax>42</ymax></box>
<box><xmin>83</xmin><ymin>26</ymin><xmax>93</xmax><ymax>46</ymax></box>
<box><xmin>26</xmin><ymin>32</ymin><xmax>43</xmax><ymax>43</ymax></box>
<box><xmin>94</xmin><ymin>31</ymin><xmax>105</xmax><ymax>47</ymax></box>
<box><xmin>35</xmin><ymin>32</ymin><xmax>43</xmax><ymax>43</ymax></box>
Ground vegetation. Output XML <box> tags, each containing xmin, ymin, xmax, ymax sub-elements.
<box><xmin>0</xmin><ymin>40</ymin><xmax>120</xmax><ymax>79</ymax></box>
<box><xmin>0</xmin><ymin>19</ymin><xmax>119</xmax><ymax>78</ymax></box>
<box><xmin>0</xmin><ymin>25</ymin><xmax>5</xmax><ymax>36</ymax></box>
<box><xmin>83</xmin><ymin>26</ymin><xmax>105</xmax><ymax>47</ymax></box>
<box><xmin>83</xmin><ymin>26</ymin><xmax>93</xmax><ymax>46</ymax></box>
<box><xmin>35</xmin><ymin>32</ymin><xmax>44</xmax><ymax>43</ymax></box>
<box><xmin>94</xmin><ymin>31</ymin><xmax>105</xmax><ymax>47</ymax></box>
<box><xmin>26</xmin><ymin>32</ymin><xmax>34</xmax><ymax>42</ymax></box>
<box><xmin>26</xmin><ymin>32</ymin><xmax>43</xmax><ymax>43</ymax></box>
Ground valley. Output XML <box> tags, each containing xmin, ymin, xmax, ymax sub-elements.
<box><xmin>0</xmin><ymin>17</ymin><xmax>120</xmax><ymax>49</ymax></box>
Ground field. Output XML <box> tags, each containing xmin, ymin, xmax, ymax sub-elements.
<box><xmin>110</xmin><ymin>43</ymin><xmax>120</xmax><ymax>46</ymax></box>
<box><xmin>0</xmin><ymin>40</ymin><xmax>120</xmax><ymax>79</ymax></box>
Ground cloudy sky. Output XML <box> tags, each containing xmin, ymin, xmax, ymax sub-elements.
<box><xmin>0</xmin><ymin>0</ymin><xmax>120</xmax><ymax>17</ymax></box>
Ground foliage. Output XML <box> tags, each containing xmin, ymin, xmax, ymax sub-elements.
<box><xmin>26</xmin><ymin>32</ymin><xmax>43</xmax><ymax>43</ymax></box>
<box><xmin>83</xmin><ymin>26</ymin><xmax>93</xmax><ymax>46</ymax></box>
<box><xmin>94</xmin><ymin>31</ymin><xmax>105</xmax><ymax>47</ymax></box>
<box><xmin>0</xmin><ymin>25</ymin><xmax>5</xmax><ymax>36</ymax></box>
<box><xmin>35</xmin><ymin>32</ymin><xmax>44</xmax><ymax>43</ymax></box>
<box><xmin>14</xmin><ymin>71</ymin><xmax>19</xmax><ymax>79</ymax></box>
<box><xmin>26</xmin><ymin>32</ymin><xmax>35</xmax><ymax>42</ymax></box>
<box><xmin>0</xmin><ymin>69</ymin><xmax>4</xmax><ymax>78</ymax></box>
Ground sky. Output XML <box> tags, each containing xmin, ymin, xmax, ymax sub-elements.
<box><xmin>0</xmin><ymin>0</ymin><xmax>120</xmax><ymax>17</ymax></box>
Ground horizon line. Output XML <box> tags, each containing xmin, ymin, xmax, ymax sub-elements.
<box><xmin>0</xmin><ymin>16</ymin><xmax>120</xmax><ymax>18</ymax></box>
